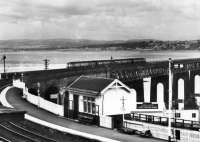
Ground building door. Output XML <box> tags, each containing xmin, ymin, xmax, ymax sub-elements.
<box><xmin>112</xmin><ymin>115</ymin><xmax>123</xmax><ymax>129</ymax></box>
<box><xmin>73</xmin><ymin>95</ymin><xmax>79</xmax><ymax>119</ymax></box>
<box><xmin>64</xmin><ymin>91</ymin><xmax>69</xmax><ymax>118</ymax></box>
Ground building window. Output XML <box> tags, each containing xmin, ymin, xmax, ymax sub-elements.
<box><xmin>175</xmin><ymin>113</ymin><xmax>180</xmax><ymax>118</ymax></box>
<box><xmin>83</xmin><ymin>96</ymin><xmax>96</xmax><ymax>114</ymax></box>
<box><xmin>69</xmin><ymin>100</ymin><xmax>73</xmax><ymax>110</ymax></box>
<box><xmin>88</xmin><ymin>102</ymin><xmax>91</xmax><ymax>113</ymax></box>
<box><xmin>192</xmin><ymin>113</ymin><xmax>196</xmax><ymax>118</ymax></box>
<box><xmin>92</xmin><ymin>103</ymin><xmax>96</xmax><ymax>114</ymax></box>
<box><xmin>83</xmin><ymin>101</ymin><xmax>87</xmax><ymax>112</ymax></box>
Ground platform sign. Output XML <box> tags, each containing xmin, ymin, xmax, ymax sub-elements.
<box><xmin>137</xmin><ymin>103</ymin><xmax>158</xmax><ymax>109</ymax></box>
<box><xmin>50</xmin><ymin>93</ymin><xmax>58</xmax><ymax>99</ymax></box>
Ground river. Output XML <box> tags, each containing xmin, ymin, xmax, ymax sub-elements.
<box><xmin>0</xmin><ymin>50</ymin><xmax>200</xmax><ymax>72</ymax></box>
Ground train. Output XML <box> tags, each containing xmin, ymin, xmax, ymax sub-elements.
<box><xmin>67</xmin><ymin>58</ymin><xmax>146</xmax><ymax>68</ymax></box>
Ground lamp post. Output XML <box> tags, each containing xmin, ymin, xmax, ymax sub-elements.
<box><xmin>59</xmin><ymin>87</ymin><xmax>66</xmax><ymax>105</ymax></box>
<box><xmin>21</xmin><ymin>73</ymin><xmax>24</xmax><ymax>82</ymax></box>
<box><xmin>37</xmin><ymin>82</ymin><xmax>40</xmax><ymax>108</ymax></box>
<box><xmin>168</xmin><ymin>60</ymin><xmax>185</xmax><ymax>141</ymax></box>
<box><xmin>168</xmin><ymin>58</ymin><xmax>173</xmax><ymax>142</ymax></box>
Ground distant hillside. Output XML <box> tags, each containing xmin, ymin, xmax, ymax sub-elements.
<box><xmin>0</xmin><ymin>39</ymin><xmax>200</xmax><ymax>51</ymax></box>
<box><xmin>0</xmin><ymin>39</ymin><xmax>124</xmax><ymax>51</ymax></box>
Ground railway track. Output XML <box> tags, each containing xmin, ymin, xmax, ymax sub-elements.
<box><xmin>0</xmin><ymin>136</ymin><xmax>11</xmax><ymax>142</ymax></box>
<box><xmin>0</xmin><ymin>123</ymin><xmax>33</xmax><ymax>142</ymax></box>
<box><xmin>0</xmin><ymin>121</ymin><xmax>57</xmax><ymax>142</ymax></box>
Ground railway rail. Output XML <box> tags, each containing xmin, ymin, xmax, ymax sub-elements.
<box><xmin>0</xmin><ymin>121</ymin><xmax>57</xmax><ymax>142</ymax></box>
<box><xmin>0</xmin><ymin>136</ymin><xmax>11</xmax><ymax>142</ymax></box>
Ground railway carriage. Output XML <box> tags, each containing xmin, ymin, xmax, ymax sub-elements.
<box><xmin>67</xmin><ymin>58</ymin><xmax>146</xmax><ymax>68</ymax></box>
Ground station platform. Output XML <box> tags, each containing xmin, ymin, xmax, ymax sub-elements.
<box><xmin>1</xmin><ymin>87</ymin><xmax>166</xmax><ymax>142</ymax></box>
<box><xmin>0</xmin><ymin>106</ymin><xmax>26</xmax><ymax>121</ymax></box>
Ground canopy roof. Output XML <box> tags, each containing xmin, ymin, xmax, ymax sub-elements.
<box><xmin>67</xmin><ymin>76</ymin><xmax>131</xmax><ymax>97</ymax></box>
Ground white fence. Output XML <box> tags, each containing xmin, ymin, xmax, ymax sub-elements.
<box><xmin>13</xmin><ymin>80</ymin><xmax>64</xmax><ymax>116</ymax></box>
<box><xmin>25</xmin><ymin>91</ymin><xmax>64</xmax><ymax>116</ymax></box>
<box><xmin>25</xmin><ymin>92</ymin><xmax>38</xmax><ymax>105</ymax></box>
<box><xmin>13</xmin><ymin>79</ymin><xmax>25</xmax><ymax>91</ymax></box>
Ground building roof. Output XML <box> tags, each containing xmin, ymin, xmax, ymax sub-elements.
<box><xmin>68</xmin><ymin>76</ymin><xmax>114</xmax><ymax>93</ymax></box>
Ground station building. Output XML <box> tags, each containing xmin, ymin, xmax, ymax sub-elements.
<box><xmin>64</xmin><ymin>76</ymin><xmax>200</xmax><ymax>128</ymax></box>
<box><xmin>65</xmin><ymin>76</ymin><xmax>136</xmax><ymax>128</ymax></box>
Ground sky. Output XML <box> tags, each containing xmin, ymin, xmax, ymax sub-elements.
<box><xmin>0</xmin><ymin>0</ymin><xmax>200</xmax><ymax>41</ymax></box>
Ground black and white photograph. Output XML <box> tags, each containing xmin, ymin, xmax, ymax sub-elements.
<box><xmin>0</xmin><ymin>0</ymin><xmax>200</xmax><ymax>141</ymax></box>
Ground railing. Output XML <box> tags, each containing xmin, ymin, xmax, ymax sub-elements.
<box><xmin>124</xmin><ymin>113</ymin><xmax>200</xmax><ymax>131</ymax></box>
<box><xmin>111</xmin><ymin>66</ymin><xmax>169</xmax><ymax>80</ymax></box>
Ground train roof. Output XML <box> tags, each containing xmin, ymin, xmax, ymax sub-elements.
<box><xmin>67</xmin><ymin>57</ymin><xmax>145</xmax><ymax>64</ymax></box>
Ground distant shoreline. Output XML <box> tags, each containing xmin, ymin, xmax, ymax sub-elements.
<box><xmin>1</xmin><ymin>38</ymin><xmax>200</xmax><ymax>52</ymax></box>
<box><xmin>0</xmin><ymin>48</ymin><xmax>200</xmax><ymax>52</ymax></box>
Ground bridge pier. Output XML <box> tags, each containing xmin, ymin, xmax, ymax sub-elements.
<box><xmin>143</xmin><ymin>77</ymin><xmax>151</xmax><ymax>103</ymax></box>
<box><xmin>190</xmin><ymin>70</ymin><xmax>200</xmax><ymax>94</ymax></box>
<box><xmin>150</xmin><ymin>75</ymin><xmax>169</xmax><ymax>109</ymax></box>
<box><xmin>172</xmin><ymin>72</ymin><xmax>188</xmax><ymax>109</ymax></box>
<box><xmin>126</xmin><ymin>80</ymin><xmax>144</xmax><ymax>102</ymax></box>
<box><xmin>125</xmin><ymin>69</ymin><xmax>197</xmax><ymax>111</ymax></box>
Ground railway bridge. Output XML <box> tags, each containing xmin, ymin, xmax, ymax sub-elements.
<box><xmin>110</xmin><ymin>58</ymin><xmax>200</xmax><ymax>110</ymax></box>
<box><xmin>2</xmin><ymin>57</ymin><xmax>200</xmax><ymax>110</ymax></box>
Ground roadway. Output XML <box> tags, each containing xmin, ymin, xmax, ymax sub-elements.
<box><xmin>4</xmin><ymin>87</ymin><xmax>166</xmax><ymax>142</ymax></box>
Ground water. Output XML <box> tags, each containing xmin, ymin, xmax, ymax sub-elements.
<box><xmin>0</xmin><ymin>50</ymin><xmax>200</xmax><ymax>72</ymax></box>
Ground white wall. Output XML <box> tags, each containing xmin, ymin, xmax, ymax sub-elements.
<box><xmin>95</xmin><ymin>96</ymin><xmax>103</xmax><ymax>116</ymax></box>
<box><xmin>26</xmin><ymin>92</ymin><xmax>39</xmax><ymax>105</ymax></box>
<box><xmin>195</xmin><ymin>96</ymin><xmax>200</xmax><ymax>107</ymax></box>
<box><xmin>178</xmin><ymin>78</ymin><xmax>184</xmax><ymax>110</ymax></box>
<box><xmin>100</xmin><ymin>116</ymin><xmax>113</xmax><ymax>129</ymax></box>
<box><xmin>141</xmin><ymin>110</ymin><xmax>199</xmax><ymax>122</ymax></box>
<box><xmin>25</xmin><ymin>91</ymin><xmax>64</xmax><ymax>116</ymax></box>
<box><xmin>13</xmin><ymin>79</ymin><xmax>26</xmax><ymax>92</ymax></box>
<box><xmin>40</xmin><ymin>97</ymin><xmax>64</xmax><ymax>116</ymax></box>
<box><xmin>157</xmin><ymin>83</ymin><xmax>166</xmax><ymax>110</ymax></box>
<box><xmin>102</xmin><ymin>88</ymin><xmax>135</xmax><ymax>116</ymax></box>
<box><xmin>195</xmin><ymin>75</ymin><xmax>200</xmax><ymax>94</ymax></box>
<box><xmin>143</xmin><ymin>77</ymin><xmax>151</xmax><ymax>103</ymax></box>
<box><xmin>175</xmin><ymin>110</ymin><xmax>199</xmax><ymax>122</ymax></box>
<box><xmin>79</xmin><ymin>95</ymin><xmax>83</xmax><ymax>112</ymax></box>
<box><xmin>13</xmin><ymin>79</ymin><xmax>64</xmax><ymax>116</ymax></box>
<box><xmin>69</xmin><ymin>93</ymin><xmax>74</xmax><ymax>110</ymax></box>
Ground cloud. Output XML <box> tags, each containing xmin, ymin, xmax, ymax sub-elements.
<box><xmin>0</xmin><ymin>0</ymin><xmax>200</xmax><ymax>40</ymax></box>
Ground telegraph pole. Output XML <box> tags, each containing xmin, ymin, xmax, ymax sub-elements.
<box><xmin>37</xmin><ymin>82</ymin><xmax>40</xmax><ymax>108</ymax></box>
<box><xmin>168</xmin><ymin>58</ymin><xmax>173</xmax><ymax>142</ymax></box>
<box><xmin>43</xmin><ymin>59</ymin><xmax>50</xmax><ymax>70</ymax></box>
<box><xmin>121</xmin><ymin>96</ymin><xmax>126</xmax><ymax>126</ymax></box>
<box><xmin>2</xmin><ymin>55</ymin><xmax>6</xmax><ymax>73</ymax></box>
